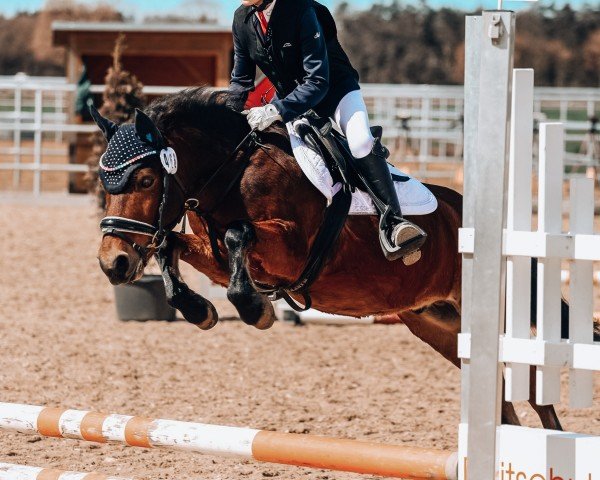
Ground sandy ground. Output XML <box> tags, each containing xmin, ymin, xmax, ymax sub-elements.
<box><xmin>0</xmin><ymin>200</ymin><xmax>599</xmax><ymax>480</ymax></box>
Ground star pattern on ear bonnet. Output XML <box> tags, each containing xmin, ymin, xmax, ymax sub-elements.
<box><xmin>99</xmin><ymin>124</ymin><xmax>159</xmax><ymax>194</ymax></box>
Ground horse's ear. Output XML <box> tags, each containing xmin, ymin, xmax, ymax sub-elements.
<box><xmin>135</xmin><ymin>109</ymin><xmax>164</xmax><ymax>148</ymax></box>
<box><xmin>89</xmin><ymin>105</ymin><xmax>118</xmax><ymax>141</ymax></box>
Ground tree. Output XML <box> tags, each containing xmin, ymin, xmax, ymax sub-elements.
<box><xmin>583</xmin><ymin>30</ymin><xmax>600</xmax><ymax>87</ymax></box>
<box><xmin>336</xmin><ymin>2</ymin><xmax>600</xmax><ymax>87</ymax></box>
<box><xmin>86</xmin><ymin>34</ymin><xmax>146</xmax><ymax>209</ymax></box>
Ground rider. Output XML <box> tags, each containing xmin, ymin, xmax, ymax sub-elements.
<box><xmin>228</xmin><ymin>0</ymin><xmax>426</xmax><ymax>261</ymax></box>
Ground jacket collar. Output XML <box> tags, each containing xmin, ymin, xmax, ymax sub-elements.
<box><xmin>257</xmin><ymin>0</ymin><xmax>276</xmax><ymax>19</ymax></box>
<box><xmin>255</xmin><ymin>0</ymin><xmax>275</xmax><ymax>12</ymax></box>
<box><xmin>244</xmin><ymin>0</ymin><xmax>281</xmax><ymax>24</ymax></box>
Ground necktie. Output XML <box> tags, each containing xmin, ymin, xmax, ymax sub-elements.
<box><xmin>257</xmin><ymin>11</ymin><xmax>268</xmax><ymax>35</ymax></box>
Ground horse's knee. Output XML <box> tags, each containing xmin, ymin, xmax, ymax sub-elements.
<box><xmin>348</xmin><ymin>133</ymin><xmax>374</xmax><ymax>159</ymax></box>
<box><xmin>224</xmin><ymin>223</ymin><xmax>275</xmax><ymax>330</ymax></box>
<box><xmin>224</xmin><ymin>222</ymin><xmax>254</xmax><ymax>252</ymax></box>
<box><xmin>157</xmin><ymin>242</ymin><xmax>218</xmax><ymax>330</ymax></box>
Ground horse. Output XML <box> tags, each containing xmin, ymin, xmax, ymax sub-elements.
<box><xmin>94</xmin><ymin>86</ymin><xmax>564</xmax><ymax>431</ymax></box>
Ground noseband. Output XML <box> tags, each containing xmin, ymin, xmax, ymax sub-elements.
<box><xmin>100</xmin><ymin>129</ymin><xmax>263</xmax><ymax>260</ymax></box>
<box><xmin>100</xmin><ymin>167</ymin><xmax>187</xmax><ymax>258</ymax></box>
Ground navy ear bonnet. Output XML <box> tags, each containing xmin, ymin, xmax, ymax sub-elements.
<box><xmin>99</xmin><ymin>124</ymin><xmax>159</xmax><ymax>194</ymax></box>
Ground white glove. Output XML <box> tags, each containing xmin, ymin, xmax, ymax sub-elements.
<box><xmin>244</xmin><ymin>104</ymin><xmax>282</xmax><ymax>131</ymax></box>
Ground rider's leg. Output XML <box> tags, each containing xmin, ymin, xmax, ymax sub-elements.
<box><xmin>334</xmin><ymin>90</ymin><xmax>426</xmax><ymax>261</ymax></box>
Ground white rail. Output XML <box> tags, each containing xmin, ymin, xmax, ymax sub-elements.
<box><xmin>0</xmin><ymin>74</ymin><xmax>598</xmax><ymax>195</ymax></box>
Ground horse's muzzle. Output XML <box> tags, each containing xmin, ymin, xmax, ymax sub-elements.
<box><xmin>98</xmin><ymin>250</ymin><xmax>138</xmax><ymax>285</ymax></box>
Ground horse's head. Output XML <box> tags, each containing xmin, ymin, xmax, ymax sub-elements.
<box><xmin>92</xmin><ymin>107</ymin><xmax>185</xmax><ymax>285</ymax></box>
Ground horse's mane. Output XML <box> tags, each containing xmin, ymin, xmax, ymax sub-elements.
<box><xmin>144</xmin><ymin>86</ymin><xmax>287</xmax><ymax>150</ymax></box>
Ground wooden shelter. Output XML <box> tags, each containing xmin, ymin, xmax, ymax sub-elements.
<box><xmin>53</xmin><ymin>22</ymin><xmax>234</xmax><ymax>89</ymax></box>
<box><xmin>52</xmin><ymin>22</ymin><xmax>234</xmax><ymax>192</ymax></box>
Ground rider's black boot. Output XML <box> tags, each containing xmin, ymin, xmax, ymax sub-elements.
<box><xmin>353</xmin><ymin>134</ymin><xmax>427</xmax><ymax>262</ymax></box>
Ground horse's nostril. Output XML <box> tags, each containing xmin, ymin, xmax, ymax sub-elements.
<box><xmin>112</xmin><ymin>254</ymin><xmax>130</xmax><ymax>277</ymax></box>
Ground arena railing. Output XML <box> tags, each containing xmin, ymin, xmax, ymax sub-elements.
<box><xmin>0</xmin><ymin>74</ymin><xmax>597</xmax><ymax>195</ymax></box>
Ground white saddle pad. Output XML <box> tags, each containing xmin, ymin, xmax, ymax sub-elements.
<box><xmin>287</xmin><ymin>121</ymin><xmax>438</xmax><ymax>216</ymax></box>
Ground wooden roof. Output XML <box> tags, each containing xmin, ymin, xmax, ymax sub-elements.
<box><xmin>51</xmin><ymin>21</ymin><xmax>235</xmax><ymax>87</ymax></box>
<box><xmin>52</xmin><ymin>22</ymin><xmax>232</xmax><ymax>47</ymax></box>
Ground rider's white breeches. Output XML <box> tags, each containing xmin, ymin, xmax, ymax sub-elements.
<box><xmin>333</xmin><ymin>89</ymin><xmax>374</xmax><ymax>159</ymax></box>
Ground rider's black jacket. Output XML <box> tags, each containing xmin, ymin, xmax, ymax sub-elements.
<box><xmin>229</xmin><ymin>0</ymin><xmax>360</xmax><ymax>123</ymax></box>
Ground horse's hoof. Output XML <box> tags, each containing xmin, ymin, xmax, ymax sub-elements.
<box><xmin>252</xmin><ymin>298</ymin><xmax>277</xmax><ymax>330</ymax></box>
<box><xmin>168</xmin><ymin>286</ymin><xmax>219</xmax><ymax>330</ymax></box>
<box><xmin>193</xmin><ymin>302</ymin><xmax>219</xmax><ymax>330</ymax></box>
<box><xmin>228</xmin><ymin>290</ymin><xmax>277</xmax><ymax>330</ymax></box>
<box><xmin>402</xmin><ymin>249</ymin><xmax>422</xmax><ymax>266</ymax></box>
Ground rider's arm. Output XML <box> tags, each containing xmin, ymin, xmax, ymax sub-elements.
<box><xmin>228</xmin><ymin>22</ymin><xmax>257</xmax><ymax>111</ymax></box>
<box><xmin>271</xmin><ymin>7</ymin><xmax>330</xmax><ymax>123</ymax></box>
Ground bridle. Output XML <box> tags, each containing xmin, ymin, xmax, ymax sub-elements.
<box><xmin>100</xmin><ymin>129</ymin><xmax>264</xmax><ymax>261</ymax></box>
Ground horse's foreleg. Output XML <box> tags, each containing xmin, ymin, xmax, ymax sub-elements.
<box><xmin>224</xmin><ymin>222</ymin><xmax>276</xmax><ymax>330</ymax></box>
<box><xmin>157</xmin><ymin>235</ymin><xmax>218</xmax><ymax>330</ymax></box>
<box><xmin>501</xmin><ymin>379</ymin><xmax>521</xmax><ymax>426</ymax></box>
<box><xmin>527</xmin><ymin>365</ymin><xmax>563</xmax><ymax>430</ymax></box>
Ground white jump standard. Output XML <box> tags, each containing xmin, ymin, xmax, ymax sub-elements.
<box><xmin>459</xmin><ymin>8</ymin><xmax>600</xmax><ymax>480</ymax></box>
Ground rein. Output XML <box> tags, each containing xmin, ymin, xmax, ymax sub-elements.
<box><xmin>100</xmin><ymin>122</ymin><xmax>352</xmax><ymax>314</ymax></box>
<box><xmin>100</xmin><ymin>129</ymin><xmax>261</xmax><ymax>260</ymax></box>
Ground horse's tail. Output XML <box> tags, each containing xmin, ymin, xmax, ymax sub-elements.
<box><xmin>530</xmin><ymin>258</ymin><xmax>600</xmax><ymax>342</ymax></box>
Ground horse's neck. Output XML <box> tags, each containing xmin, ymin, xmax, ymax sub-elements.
<box><xmin>182</xmin><ymin>136</ymin><xmax>257</xmax><ymax>220</ymax></box>
<box><xmin>182</xmin><ymin>138</ymin><xmax>240</xmax><ymax>196</ymax></box>
<box><xmin>184</xmin><ymin>128</ymin><xmax>322</xmax><ymax>227</ymax></box>
<box><xmin>243</xmin><ymin>137</ymin><xmax>324</xmax><ymax>220</ymax></box>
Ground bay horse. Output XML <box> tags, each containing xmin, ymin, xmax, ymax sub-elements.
<box><xmin>94</xmin><ymin>87</ymin><xmax>563</xmax><ymax>431</ymax></box>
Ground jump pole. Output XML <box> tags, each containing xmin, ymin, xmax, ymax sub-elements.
<box><xmin>0</xmin><ymin>462</ymin><xmax>133</xmax><ymax>480</ymax></box>
<box><xmin>0</xmin><ymin>403</ymin><xmax>458</xmax><ymax>480</ymax></box>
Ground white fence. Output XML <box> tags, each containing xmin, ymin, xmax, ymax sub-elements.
<box><xmin>0</xmin><ymin>73</ymin><xmax>598</xmax><ymax>195</ymax></box>
<box><xmin>364</xmin><ymin>83</ymin><xmax>600</xmax><ymax>168</ymax></box>
<box><xmin>0</xmin><ymin>74</ymin><xmax>93</xmax><ymax>195</ymax></box>
<box><xmin>459</xmin><ymin>11</ymin><xmax>600</xmax><ymax>479</ymax></box>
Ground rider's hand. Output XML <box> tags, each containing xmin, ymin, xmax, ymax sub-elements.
<box><xmin>244</xmin><ymin>104</ymin><xmax>282</xmax><ymax>131</ymax></box>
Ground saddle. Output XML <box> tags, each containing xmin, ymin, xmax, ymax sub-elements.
<box><xmin>293</xmin><ymin>112</ymin><xmax>409</xmax><ymax>215</ymax></box>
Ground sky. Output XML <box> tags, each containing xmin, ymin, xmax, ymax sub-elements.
<box><xmin>0</xmin><ymin>0</ymin><xmax>592</xmax><ymax>23</ymax></box>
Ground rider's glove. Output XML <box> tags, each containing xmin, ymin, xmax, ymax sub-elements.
<box><xmin>244</xmin><ymin>104</ymin><xmax>282</xmax><ymax>131</ymax></box>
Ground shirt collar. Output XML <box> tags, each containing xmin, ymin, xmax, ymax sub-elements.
<box><xmin>256</xmin><ymin>0</ymin><xmax>276</xmax><ymax>22</ymax></box>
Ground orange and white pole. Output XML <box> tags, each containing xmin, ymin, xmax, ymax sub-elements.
<box><xmin>0</xmin><ymin>403</ymin><xmax>457</xmax><ymax>480</ymax></box>
<box><xmin>0</xmin><ymin>462</ymin><xmax>132</xmax><ymax>480</ymax></box>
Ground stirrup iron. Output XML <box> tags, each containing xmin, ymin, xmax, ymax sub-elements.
<box><xmin>378</xmin><ymin>209</ymin><xmax>427</xmax><ymax>262</ymax></box>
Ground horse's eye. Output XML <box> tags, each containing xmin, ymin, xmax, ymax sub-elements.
<box><xmin>140</xmin><ymin>176</ymin><xmax>155</xmax><ymax>189</ymax></box>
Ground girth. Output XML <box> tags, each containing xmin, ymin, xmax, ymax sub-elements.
<box><xmin>254</xmin><ymin>186</ymin><xmax>351</xmax><ymax>311</ymax></box>
<box><xmin>253</xmin><ymin>117</ymin><xmax>353</xmax><ymax>311</ymax></box>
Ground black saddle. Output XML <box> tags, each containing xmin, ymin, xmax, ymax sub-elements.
<box><xmin>293</xmin><ymin>113</ymin><xmax>409</xmax><ymax>215</ymax></box>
